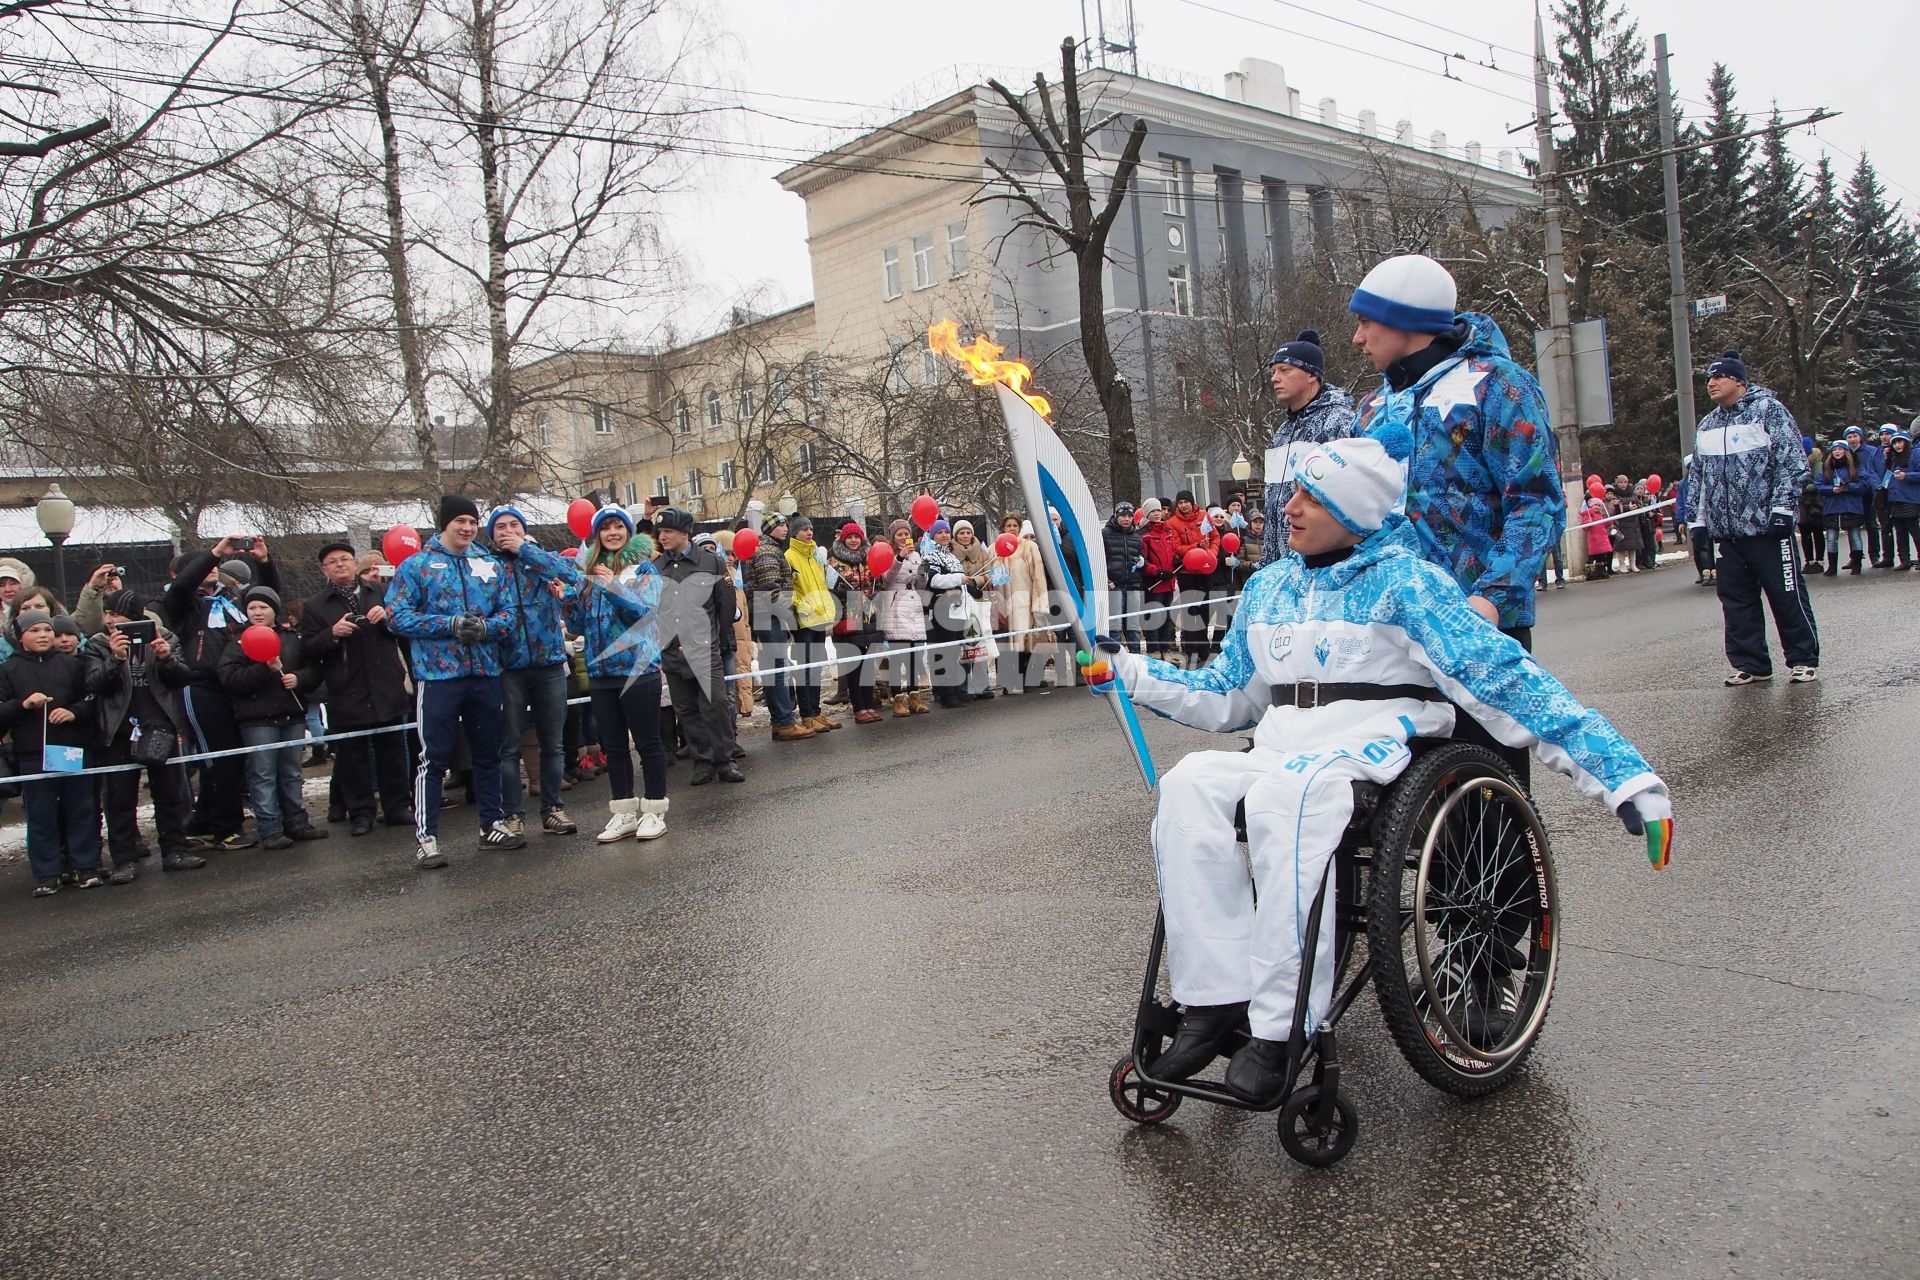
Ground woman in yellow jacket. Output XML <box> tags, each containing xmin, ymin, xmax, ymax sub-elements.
<box><xmin>782</xmin><ymin>516</ymin><xmax>840</xmax><ymax>735</ymax></box>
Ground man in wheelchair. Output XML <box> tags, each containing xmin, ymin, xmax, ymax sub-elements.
<box><xmin>1085</xmin><ymin>422</ymin><xmax>1672</xmax><ymax>1103</ymax></box>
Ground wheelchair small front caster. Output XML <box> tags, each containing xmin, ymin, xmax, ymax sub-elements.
<box><xmin>1278</xmin><ymin>1085</ymin><xmax>1357</xmax><ymax>1167</ymax></box>
<box><xmin>1109</xmin><ymin>1056</ymin><xmax>1182</xmax><ymax>1125</ymax></box>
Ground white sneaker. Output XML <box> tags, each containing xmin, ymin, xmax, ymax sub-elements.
<box><xmin>1789</xmin><ymin>665</ymin><xmax>1819</xmax><ymax>683</ymax></box>
<box><xmin>415</xmin><ymin>836</ymin><xmax>447</xmax><ymax>869</ymax></box>
<box><xmin>597</xmin><ymin>798</ymin><xmax>640</xmax><ymax>843</ymax></box>
<box><xmin>634</xmin><ymin>798</ymin><xmax>669</xmax><ymax>841</ymax></box>
<box><xmin>1723</xmin><ymin>670</ymin><xmax>1770</xmax><ymax>686</ymax></box>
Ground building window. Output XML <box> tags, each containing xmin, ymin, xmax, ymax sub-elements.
<box><xmin>881</xmin><ymin>245</ymin><xmax>901</xmax><ymax>300</ymax></box>
<box><xmin>673</xmin><ymin>397</ymin><xmax>690</xmax><ymax>435</ymax></box>
<box><xmin>1181</xmin><ymin>458</ymin><xmax>1208</xmax><ymax>500</ymax></box>
<box><xmin>888</xmin><ymin>345</ymin><xmax>911</xmax><ymax>394</ymax></box>
<box><xmin>736</xmin><ymin>381</ymin><xmax>755</xmax><ymax>422</ymax></box>
<box><xmin>771</xmin><ymin>367</ymin><xmax>789</xmax><ymax>413</ymax></box>
<box><xmin>719</xmin><ymin>460</ymin><xmax>737</xmax><ymax>491</ymax></box>
<box><xmin>911</xmin><ymin>233</ymin><xmax>935</xmax><ymax>290</ymax></box>
<box><xmin>706</xmin><ymin>389</ymin><xmax>722</xmax><ymax>428</ymax></box>
<box><xmin>592</xmin><ymin>405</ymin><xmax>613</xmax><ymax>436</ymax></box>
<box><xmin>756</xmin><ymin>452</ymin><xmax>775</xmax><ymax>485</ymax></box>
<box><xmin>1168</xmin><ymin>265</ymin><xmax>1192</xmax><ymax>317</ymax></box>
<box><xmin>796</xmin><ymin>441</ymin><xmax>815</xmax><ymax>476</ymax></box>
<box><xmin>686</xmin><ymin>468</ymin><xmax>703</xmax><ymax>498</ymax></box>
<box><xmin>808</xmin><ymin>359</ymin><xmax>824</xmax><ymax>402</ymax></box>
<box><xmin>535</xmin><ymin>415</ymin><xmax>551</xmax><ymax>448</ymax></box>
<box><xmin>919</xmin><ymin>347</ymin><xmax>942</xmax><ymax>388</ymax></box>
<box><xmin>1175</xmin><ymin>375</ymin><xmax>1199</xmax><ymax>414</ymax></box>
<box><xmin>946</xmin><ymin>221</ymin><xmax>968</xmax><ymax>277</ymax></box>
<box><xmin>623</xmin><ymin>481</ymin><xmax>637</xmax><ymax>506</ymax></box>
<box><xmin>1162</xmin><ymin>157</ymin><xmax>1190</xmax><ymax>216</ymax></box>
<box><xmin>653</xmin><ymin>474</ymin><xmax>669</xmax><ymax>501</ymax></box>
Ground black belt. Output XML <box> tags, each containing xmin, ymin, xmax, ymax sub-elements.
<box><xmin>1270</xmin><ymin>681</ymin><xmax>1445</xmax><ymax>710</ymax></box>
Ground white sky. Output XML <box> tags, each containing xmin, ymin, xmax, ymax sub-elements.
<box><xmin>651</xmin><ymin>0</ymin><xmax>1920</xmax><ymax>331</ymax></box>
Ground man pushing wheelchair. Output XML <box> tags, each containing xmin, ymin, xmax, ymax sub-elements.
<box><xmin>1084</xmin><ymin>419</ymin><xmax>1673</xmax><ymax>1106</ymax></box>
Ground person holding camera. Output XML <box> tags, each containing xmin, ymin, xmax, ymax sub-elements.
<box><xmin>301</xmin><ymin>542</ymin><xmax>416</xmax><ymax>837</ymax></box>
<box><xmin>161</xmin><ymin>535</ymin><xmax>280</xmax><ymax>851</ymax></box>
<box><xmin>86</xmin><ymin>590</ymin><xmax>205</xmax><ymax>878</ymax></box>
<box><xmin>71</xmin><ymin>562</ymin><xmax>128</xmax><ymax>637</ymax></box>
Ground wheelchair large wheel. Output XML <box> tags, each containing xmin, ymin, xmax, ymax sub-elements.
<box><xmin>1366</xmin><ymin>742</ymin><xmax>1559</xmax><ymax>1098</ymax></box>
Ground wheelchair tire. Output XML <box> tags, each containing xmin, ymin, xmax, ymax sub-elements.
<box><xmin>1366</xmin><ymin>742</ymin><xmax>1559</xmax><ymax>1099</ymax></box>
<box><xmin>1109</xmin><ymin>1056</ymin><xmax>1182</xmax><ymax>1125</ymax></box>
<box><xmin>1278</xmin><ymin>1085</ymin><xmax>1357</xmax><ymax>1168</ymax></box>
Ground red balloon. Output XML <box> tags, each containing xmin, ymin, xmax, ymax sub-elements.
<box><xmin>1587</xmin><ymin>473</ymin><xmax>1601</xmax><ymax>488</ymax></box>
<box><xmin>1182</xmin><ymin>546</ymin><xmax>1215</xmax><ymax>574</ymax></box>
<box><xmin>1646</xmin><ymin>473</ymin><xmax>1663</xmax><ymax>494</ymax></box>
<box><xmin>1220</xmin><ymin>532</ymin><xmax>1242</xmax><ymax>554</ymax></box>
<box><xmin>240</xmin><ymin>624</ymin><xmax>281</xmax><ymax>663</ymax></box>
<box><xmin>994</xmin><ymin>533</ymin><xmax>1019</xmax><ymax>558</ymax></box>
<box><xmin>567</xmin><ymin>497</ymin><xmax>597</xmax><ymax>541</ymax></box>
<box><xmin>381</xmin><ymin>523</ymin><xmax>422</xmax><ymax>566</ymax></box>
<box><xmin>1587</xmin><ymin>480</ymin><xmax>1606</xmax><ymax>499</ymax></box>
<box><xmin>559</xmin><ymin>546</ymin><xmax>578</xmax><ymax>558</ymax></box>
<box><xmin>732</xmin><ymin>528</ymin><xmax>760</xmax><ymax>561</ymax></box>
<box><xmin>911</xmin><ymin>494</ymin><xmax>940</xmax><ymax>530</ymax></box>
<box><xmin>866</xmin><ymin>542</ymin><xmax>896</xmax><ymax>577</ymax></box>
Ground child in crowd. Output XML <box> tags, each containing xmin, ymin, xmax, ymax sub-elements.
<box><xmin>0</xmin><ymin>611</ymin><xmax>106</xmax><ymax>895</ymax></box>
<box><xmin>217</xmin><ymin>585</ymin><xmax>326</xmax><ymax>850</ymax></box>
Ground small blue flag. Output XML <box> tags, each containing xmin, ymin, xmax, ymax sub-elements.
<box><xmin>43</xmin><ymin>743</ymin><xmax>86</xmax><ymax>774</ymax></box>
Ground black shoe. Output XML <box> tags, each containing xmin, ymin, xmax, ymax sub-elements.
<box><xmin>162</xmin><ymin>850</ymin><xmax>206</xmax><ymax>871</ymax></box>
<box><xmin>130</xmin><ymin>844</ymin><xmax>154</xmax><ymax>862</ymax></box>
<box><xmin>673</xmin><ymin>745</ymin><xmax>692</xmax><ymax>760</ymax></box>
<box><xmin>219</xmin><ymin>833</ymin><xmax>258</xmax><ymax>851</ymax></box>
<box><xmin>32</xmin><ymin>878</ymin><xmax>58</xmax><ymax>897</ymax></box>
<box><xmin>689</xmin><ymin>765</ymin><xmax>716</xmax><ymax>786</ymax></box>
<box><xmin>350</xmin><ymin>816</ymin><xmax>375</xmax><ymax>837</ymax></box>
<box><xmin>327</xmin><ymin>803</ymin><xmax>347</xmax><ymax>823</ymax></box>
<box><xmin>108</xmin><ymin>862</ymin><xmax>139</xmax><ymax>885</ymax></box>
<box><xmin>1223</xmin><ymin>1036</ymin><xmax>1292</xmax><ymax>1104</ymax></box>
<box><xmin>1148</xmin><ymin>1002</ymin><xmax>1249</xmax><ymax>1082</ymax></box>
<box><xmin>716</xmin><ymin>765</ymin><xmax>746</xmax><ymax>783</ymax></box>
<box><xmin>261</xmin><ymin>833</ymin><xmax>294</xmax><ymax>851</ymax></box>
<box><xmin>289</xmin><ymin>825</ymin><xmax>329</xmax><ymax>842</ymax></box>
<box><xmin>71</xmin><ymin>868</ymin><xmax>106</xmax><ymax>889</ymax></box>
<box><xmin>383</xmin><ymin>809</ymin><xmax>416</xmax><ymax>828</ymax></box>
<box><xmin>729</xmin><ymin>745</ymin><xmax>747</xmax><ymax>761</ymax></box>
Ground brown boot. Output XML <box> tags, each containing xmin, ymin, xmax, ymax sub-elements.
<box><xmin>908</xmin><ymin>691</ymin><xmax>931</xmax><ymax>714</ymax></box>
<box><xmin>772</xmin><ymin>721</ymin><xmax>816</xmax><ymax>742</ymax></box>
<box><xmin>892</xmin><ymin>694</ymin><xmax>911</xmax><ymax>718</ymax></box>
<box><xmin>805</xmin><ymin>715</ymin><xmax>838</xmax><ymax>733</ymax></box>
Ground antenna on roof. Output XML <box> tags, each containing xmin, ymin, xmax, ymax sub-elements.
<box><xmin>1080</xmin><ymin>0</ymin><xmax>1139</xmax><ymax>75</ymax></box>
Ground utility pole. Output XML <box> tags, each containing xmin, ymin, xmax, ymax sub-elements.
<box><xmin>1533</xmin><ymin>7</ymin><xmax>1585</xmax><ymax>575</ymax></box>
<box><xmin>1654</xmin><ymin>33</ymin><xmax>1696</xmax><ymax>465</ymax></box>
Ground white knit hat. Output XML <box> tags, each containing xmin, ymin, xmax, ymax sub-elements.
<box><xmin>1348</xmin><ymin>254</ymin><xmax>1458</xmax><ymax>334</ymax></box>
<box><xmin>1294</xmin><ymin>421</ymin><xmax>1415</xmax><ymax>535</ymax></box>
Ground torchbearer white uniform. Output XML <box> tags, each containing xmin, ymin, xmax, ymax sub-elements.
<box><xmin>1109</xmin><ymin>516</ymin><xmax>1669</xmax><ymax>1042</ymax></box>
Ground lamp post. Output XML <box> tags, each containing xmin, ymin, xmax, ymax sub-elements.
<box><xmin>777</xmin><ymin>491</ymin><xmax>798</xmax><ymax>518</ymax></box>
<box><xmin>1230</xmin><ymin>454</ymin><xmax>1252</xmax><ymax>484</ymax></box>
<box><xmin>35</xmin><ymin>483</ymin><xmax>76</xmax><ymax>605</ymax></box>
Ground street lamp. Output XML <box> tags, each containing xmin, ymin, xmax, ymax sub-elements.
<box><xmin>1230</xmin><ymin>454</ymin><xmax>1253</xmax><ymax>483</ymax></box>
<box><xmin>777</xmin><ymin>491</ymin><xmax>798</xmax><ymax>518</ymax></box>
<box><xmin>35</xmin><ymin>483</ymin><xmax>75</xmax><ymax>605</ymax></box>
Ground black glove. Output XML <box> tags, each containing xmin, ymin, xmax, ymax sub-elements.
<box><xmin>1766</xmin><ymin>511</ymin><xmax>1794</xmax><ymax>536</ymax></box>
<box><xmin>1092</xmin><ymin>634</ymin><xmax>1123</xmax><ymax>654</ymax></box>
<box><xmin>450</xmin><ymin>614</ymin><xmax>489</xmax><ymax>644</ymax></box>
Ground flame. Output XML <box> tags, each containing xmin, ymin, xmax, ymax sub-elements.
<box><xmin>927</xmin><ymin>320</ymin><xmax>1052</xmax><ymax>419</ymax></box>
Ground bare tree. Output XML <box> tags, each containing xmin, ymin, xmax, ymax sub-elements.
<box><xmin>981</xmin><ymin>37</ymin><xmax>1148</xmax><ymax>504</ymax></box>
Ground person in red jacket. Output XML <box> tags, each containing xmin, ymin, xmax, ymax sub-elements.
<box><xmin>1163</xmin><ymin>490</ymin><xmax>1221</xmax><ymax>665</ymax></box>
<box><xmin>1139</xmin><ymin>505</ymin><xmax>1181</xmax><ymax>658</ymax></box>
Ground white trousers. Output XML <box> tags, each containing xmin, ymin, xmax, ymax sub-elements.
<box><xmin>1151</xmin><ymin>730</ymin><xmax>1417</xmax><ymax>1040</ymax></box>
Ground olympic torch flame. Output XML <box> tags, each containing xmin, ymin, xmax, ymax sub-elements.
<box><xmin>927</xmin><ymin>320</ymin><xmax>1052</xmax><ymax>419</ymax></box>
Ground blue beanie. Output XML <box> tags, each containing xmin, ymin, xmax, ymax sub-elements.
<box><xmin>590</xmin><ymin>504</ymin><xmax>634</xmax><ymax>536</ymax></box>
<box><xmin>1267</xmin><ymin>329</ymin><xmax>1326</xmax><ymax>378</ymax></box>
<box><xmin>486</xmin><ymin>504</ymin><xmax>528</xmax><ymax>536</ymax></box>
<box><xmin>1348</xmin><ymin>255</ymin><xmax>1458</xmax><ymax>334</ymax></box>
<box><xmin>1706</xmin><ymin>350</ymin><xmax>1748</xmax><ymax>383</ymax></box>
<box><xmin>929</xmin><ymin>518</ymin><xmax>951</xmax><ymax>535</ymax></box>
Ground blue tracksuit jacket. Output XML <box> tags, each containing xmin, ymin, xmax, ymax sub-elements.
<box><xmin>1355</xmin><ymin>313</ymin><xmax>1563</xmax><ymax>630</ymax></box>
<box><xmin>566</xmin><ymin>558</ymin><xmax>663</xmax><ymax>680</ymax></box>
<box><xmin>1681</xmin><ymin>385</ymin><xmax>1808</xmax><ymax>539</ymax></box>
<box><xmin>385</xmin><ymin>535</ymin><xmax>514</xmax><ymax>681</ymax></box>
<box><xmin>1887</xmin><ymin>447</ymin><xmax>1920</xmax><ymax>505</ymax></box>
<box><xmin>492</xmin><ymin>540</ymin><xmax>582</xmax><ymax>671</ymax></box>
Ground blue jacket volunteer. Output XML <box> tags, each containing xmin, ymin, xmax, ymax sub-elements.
<box><xmin>486</xmin><ymin>504</ymin><xmax>583</xmax><ymax>837</ymax></box>
<box><xmin>1259</xmin><ymin>329</ymin><xmax>1357</xmax><ymax>561</ymax></box>
<box><xmin>386</xmin><ymin>493</ymin><xmax>528</xmax><ymax>867</ymax></box>
<box><xmin>1089</xmin><ymin>422</ymin><xmax>1671</xmax><ymax>1104</ymax></box>
<box><xmin>1681</xmin><ymin>351</ymin><xmax>1819</xmax><ymax>685</ymax></box>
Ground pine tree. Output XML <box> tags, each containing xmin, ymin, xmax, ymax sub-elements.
<box><xmin>1748</xmin><ymin>109</ymin><xmax>1804</xmax><ymax>262</ymax></box>
<box><xmin>1843</xmin><ymin>154</ymin><xmax>1920</xmax><ymax>422</ymax></box>
<box><xmin>1687</xmin><ymin>62</ymin><xmax>1753</xmax><ymax>267</ymax></box>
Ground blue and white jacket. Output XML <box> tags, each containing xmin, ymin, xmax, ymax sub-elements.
<box><xmin>1886</xmin><ymin>443</ymin><xmax>1920</xmax><ymax>505</ymax></box>
<box><xmin>1355</xmin><ymin>313</ymin><xmax>1563</xmax><ymax>630</ymax></box>
<box><xmin>1260</xmin><ymin>383</ymin><xmax>1357</xmax><ymax>562</ymax></box>
<box><xmin>1681</xmin><ymin>385</ymin><xmax>1808</xmax><ymax>539</ymax></box>
<box><xmin>385</xmin><ymin>535</ymin><xmax>514</xmax><ymax>681</ymax></box>
<box><xmin>1110</xmin><ymin>519</ymin><xmax>1666</xmax><ymax>813</ymax></box>
<box><xmin>1820</xmin><ymin>450</ymin><xmax>1874</xmax><ymax>519</ymax></box>
<box><xmin>492</xmin><ymin>539</ymin><xmax>582</xmax><ymax>671</ymax></box>
<box><xmin>566</xmin><ymin>554</ymin><xmax>663</xmax><ymax>681</ymax></box>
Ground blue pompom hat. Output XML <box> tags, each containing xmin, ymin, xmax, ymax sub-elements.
<box><xmin>1706</xmin><ymin>350</ymin><xmax>1748</xmax><ymax>383</ymax></box>
<box><xmin>1267</xmin><ymin>328</ymin><xmax>1326</xmax><ymax>377</ymax></box>
<box><xmin>590</xmin><ymin>503</ymin><xmax>634</xmax><ymax>536</ymax></box>
<box><xmin>1348</xmin><ymin>255</ymin><xmax>1458</xmax><ymax>334</ymax></box>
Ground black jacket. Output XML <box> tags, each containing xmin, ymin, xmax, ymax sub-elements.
<box><xmin>161</xmin><ymin>550</ymin><xmax>283</xmax><ymax>687</ymax></box>
<box><xmin>1103</xmin><ymin>518</ymin><xmax>1143</xmax><ymax>591</ymax></box>
<box><xmin>655</xmin><ymin>544</ymin><xmax>733</xmax><ymax>676</ymax></box>
<box><xmin>300</xmin><ymin>580</ymin><xmax>413</xmax><ymax>728</ymax></box>
<box><xmin>216</xmin><ymin>624</ymin><xmax>319</xmax><ymax>726</ymax></box>
<box><xmin>86</xmin><ymin>622</ymin><xmax>193</xmax><ymax>744</ymax></box>
<box><xmin>0</xmin><ymin>649</ymin><xmax>103</xmax><ymax>757</ymax></box>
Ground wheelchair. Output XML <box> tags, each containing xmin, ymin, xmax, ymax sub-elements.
<box><xmin>1107</xmin><ymin>739</ymin><xmax>1561</xmax><ymax>1168</ymax></box>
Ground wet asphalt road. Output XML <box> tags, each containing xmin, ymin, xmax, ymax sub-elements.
<box><xmin>2</xmin><ymin>562</ymin><xmax>1916</xmax><ymax>1279</ymax></box>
